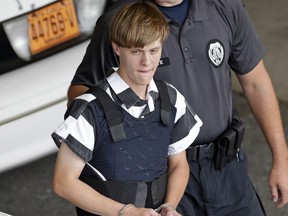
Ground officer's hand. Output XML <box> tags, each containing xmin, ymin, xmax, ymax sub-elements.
<box><xmin>160</xmin><ymin>207</ymin><xmax>181</xmax><ymax>216</ymax></box>
<box><xmin>158</xmin><ymin>204</ymin><xmax>181</xmax><ymax>216</ymax></box>
<box><xmin>269</xmin><ymin>154</ymin><xmax>288</xmax><ymax>208</ymax></box>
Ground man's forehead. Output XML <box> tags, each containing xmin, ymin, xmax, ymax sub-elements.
<box><xmin>131</xmin><ymin>39</ymin><xmax>163</xmax><ymax>50</ymax></box>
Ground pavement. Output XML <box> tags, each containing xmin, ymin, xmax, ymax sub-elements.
<box><xmin>232</xmin><ymin>0</ymin><xmax>288</xmax><ymax>103</ymax></box>
<box><xmin>0</xmin><ymin>0</ymin><xmax>287</xmax><ymax>215</ymax></box>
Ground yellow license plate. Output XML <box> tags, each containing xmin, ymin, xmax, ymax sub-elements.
<box><xmin>28</xmin><ymin>0</ymin><xmax>80</xmax><ymax>55</ymax></box>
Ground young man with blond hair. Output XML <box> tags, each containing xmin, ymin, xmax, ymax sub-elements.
<box><xmin>52</xmin><ymin>2</ymin><xmax>202</xmax><ymax>215</ymax></box>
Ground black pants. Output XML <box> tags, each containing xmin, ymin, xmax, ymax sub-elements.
<box><xmin>177</xmin><ymin>151</ymin><xmax>266</xmax><ymax>216</ymax></box>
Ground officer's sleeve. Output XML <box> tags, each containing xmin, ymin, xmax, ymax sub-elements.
<box><xmin>228</xmin><ymin>0</ymin><xmax>265</xmax><ymax>74</ymax></box>
<box><xmin>71</xmin><ymin>15</ymin><xmax>119</xmax><ymax>88</ymax></box>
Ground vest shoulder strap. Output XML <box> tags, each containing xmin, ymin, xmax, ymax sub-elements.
<box><xmin>87</xmin><ymin>86</ymin><xmax>127</xmax><ymax>142</ymax></box>
<box><xmin>154</xmin><ymin>80</ymin><xmax>171</xmax><ymax>125</ymax></box>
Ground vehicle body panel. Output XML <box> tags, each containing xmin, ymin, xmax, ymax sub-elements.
<box><xmin>0</xmin><ymin>0</ymin><xmax>118</xmax><ymax>173</ymax></box>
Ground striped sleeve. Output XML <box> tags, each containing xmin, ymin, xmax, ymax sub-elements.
<box><xmin>51</xmin><ymin>93</ymin><xmax>97</xmax><ymax>163</ymax></box>
<box><xmin>166</xmin><ymin>84</ymin><xmax>203</xmax><ymax>155</ymax></box>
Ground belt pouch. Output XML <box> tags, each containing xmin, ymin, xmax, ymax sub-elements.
<box><xmin>214</xmin><ymin>118</ymin><xmax>245</xmax><ymax>170</ymax></box>
<box><xmin>215</xmin><ymin>138</ymin><xmax>229</xmax><ymax>170</ymax></box>
<box><xmin>215</xmin><ymin>126</ymin><xmax>237</xmax><ymax>170</ymax></box>
<box><xmin>230</xmin><ymin>119</ymin><xmax>245</xmax><ymax>150</ymax></box>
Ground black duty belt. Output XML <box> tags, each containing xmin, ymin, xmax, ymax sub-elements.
<box><xmin>186</xmin><ymin>116</ymin><xmax>245</xmax><ymax>170</ymax></box>
<box><xmin>186</xmin><ymin>143</ymin><xmax>215</xmax><ymax>161</ymax></box>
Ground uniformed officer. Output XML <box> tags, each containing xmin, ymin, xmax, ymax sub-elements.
<box><xmin>66</xmin><ymin>0</ymin><xmax>288</xmax><ymax>215</ymax></box>
<box><xmin>52</xmin><ymin>2</ymin><xmax>202</xmax><ymax>216</ymax></box>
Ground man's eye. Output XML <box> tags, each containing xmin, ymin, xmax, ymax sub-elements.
<box><xmin>150</xmin><ymin>48</ymin><xmax>160</xmax><ymax>54</ymax></box>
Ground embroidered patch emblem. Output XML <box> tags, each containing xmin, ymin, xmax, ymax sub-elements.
<box><xmin>207</xmin><ymin>39</ymin><xmax>225</xmax><ymax>68</ymax></box>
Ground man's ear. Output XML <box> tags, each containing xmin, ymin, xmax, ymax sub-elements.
<box><xmin>111</xmin><ymin>42</ymin><xmax>120</xmax><ymax>55</ymax></box>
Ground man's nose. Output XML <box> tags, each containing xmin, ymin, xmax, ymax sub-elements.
<box><xmin>141</xmin><ymin>53</ymin><xmax>151</xmax><ymax>65</ymax></box>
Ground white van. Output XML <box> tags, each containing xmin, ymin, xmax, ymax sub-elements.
<box><xmin>0</xmin><ymin>0</ymin><xmax>116</xmax><ymax>173</ymax></box>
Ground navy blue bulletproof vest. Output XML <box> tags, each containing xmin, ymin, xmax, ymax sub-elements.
<box><xmin>82</xmin><ymin>80</ymin><xmax>175</xmax><ymax>182</ymax></box>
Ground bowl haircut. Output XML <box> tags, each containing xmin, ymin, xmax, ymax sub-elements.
<box><xmin>109</xmin><ymin>2</ymin><xmax>169</xmax><ymax>48</ymax></box>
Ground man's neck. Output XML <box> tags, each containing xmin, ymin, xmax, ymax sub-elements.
<box><xmin>154</xmin><ymin>0</ymin><xmax>184</xmax><ymax>7</ymax></box>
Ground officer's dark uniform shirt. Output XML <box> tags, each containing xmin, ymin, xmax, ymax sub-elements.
<box><xmin>71</xmin><ymin>0</ymin><xmax>265</xmax><ymax>145</ymax></box>
<box><xmin>52</xmin><ymin>72</ymin><xmax>203</xmax><ymax>181</ymax></box>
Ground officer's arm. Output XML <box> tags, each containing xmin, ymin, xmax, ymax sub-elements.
<box><xmin>67</xmin><ymin>85</ymin><xmax>89</xmax><ymax>107</ymax></box>
<box><xmin>237</xmin><ymin>59</ymin><xmax>288</xmax><ymax>208</ymax></box>
<box><xmin>67</xmin><ymin>15</ymin><xmax>119</xmax><ymax>106</ymax></box>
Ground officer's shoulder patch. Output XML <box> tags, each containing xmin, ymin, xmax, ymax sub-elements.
<box><xmin>206</xmin><ymin>39</ymin><xmax>225</xmax><ymax>68</ymax></box>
